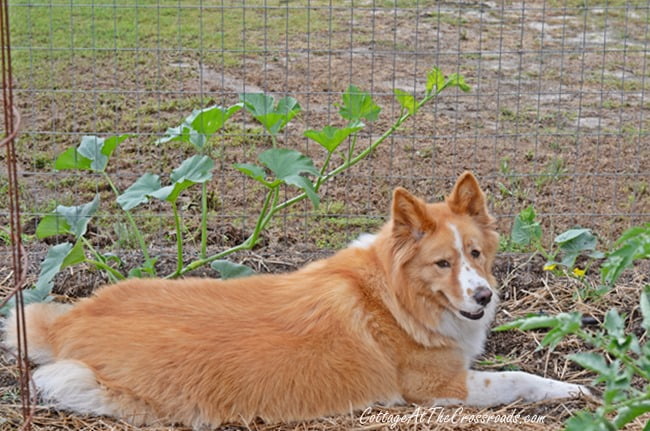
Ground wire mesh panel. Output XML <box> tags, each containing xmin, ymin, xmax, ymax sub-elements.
<box><xmin>3</xmin><ymin>0</ymin><xmax>649</xmax><ymax>259</ymax></box>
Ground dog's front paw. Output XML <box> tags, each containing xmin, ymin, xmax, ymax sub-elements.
<box><xmin>528</xmin><ymin>380</ymin><xmax>591</xmax><ymax>402</ymax></box>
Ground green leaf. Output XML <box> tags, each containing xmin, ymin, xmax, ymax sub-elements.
<box><xmin>211</xmin><ymin>260</ymin><xmax>256</xmax><ymax>279</ymax></box>
<box><xmin>426</xmin><ymin>67</ymin><xmax>445</xmax><ymax>94</ymax></box>
<box><xmin>150</xmin><ymin>155</ymin><xmax>214</xmax><ymax>203</ymax></box>
<box><xmin>338</xmin><ymin>85</ymin><xmax>381</xmax><ymax>123</ymax></box>
<box><xmin>77</xmin><ymin>135</ymin><xmax>130</xmax><ymax>172</ymax></box>
<box><xmin>258</xmin><ymin>149</ymin><xmax>320</xmax><ymax>179</ymax></box>
<box><xmin>604</xmin><ymin>309</ymin><xmax>625</xmax><ymax>339</ymax></box>
<box><xmin>641</xmin><ymin>285</ymin><xmax>650</xmax><ymax>331</ymax></box>
<box><xmin>393</xmin><ymin>89</ymin><xmax>418</xmax><ymax>115</ymax></box>
<box><xmin>614</xmin><ymin>401</ymin><xmax>650</xmax><ymax>429</ymax></box>
<box><xmin>37</xmin><ymin>195</ymin><xmax>100</xmax><ymax>239</ymax></box>
<box><xmin>36</xmin><ymin>213</ymin><xmax>72</xmax><ymax>239</ymax></box>
<box><xmin>303</xmin><ymin>124</ymin><xmax>364</xmax><ymax>153</ymax></box>
<box><xmin>493</xmin><ymin>313</ymin><xmax>560</xmax><ymax>332</ymax></box>
<box><xmin>284</xmin><ymin>174</ymin><xmax>320</xmax><ymax>208</ymax></box>
<box><xmin>257</xmin><ymin>149</ymin><xmax>320</xmax><ymax>207</ymax></box>
<box><xmin>552</xmin><ymin>229</ymin><xmax>598</xmax><ymax>268</ymax></box>
<box><xmin>190</xmin><ymin>104</ymin><xmax>242</xmax><ymax>136</ymax></box>
<box><xmin>233</xmin><ymin>163</ymin><xmax>274</xmax><ymax>188</ymax></box>
<box><xmin>601</xmin><ymin>224</ymin><xmax>650</xmax><ymax>286</ymax></box>
<box><xmin>239</xmin><ymin>93</ymin><xmax>301</xmax><ymax>136</ymax></box>
<box><xmin>116</xmin><ymin>173</ymin><xmax>162</xmax><ymax>211</ymax></box>
<box><xmin>569</xmin><ymin>352</ymin><xmax>611</xmax><ymax>376</ymax></box>
<box><xmin>565</xmin><ymin>410</ymin><xmax>612</xmax><ymax>431</ymax></box>
<box><xmin>35</xmin><ymin>241</ymin><xmax>85</xmax><ymax>295</ymax></box>
<box><xmin>511</xmin><ymin>206</ymin><xmax>542</xmax><ymax>246</ymax></box>
<box><xmin>54</xmin><ymin>146</ymin><xmax>92</xmax><ymax>171</ymax></box>
<box><xmin>539</xmin><ymin>312</ymin><xmax>583</xmax><ymax>350</ymax></box>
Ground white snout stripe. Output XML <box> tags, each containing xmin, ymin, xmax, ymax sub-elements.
<box><xmin>448</xmin><ymin>224</ymin><xmax>490</xmax><ymax>294</ymax></box>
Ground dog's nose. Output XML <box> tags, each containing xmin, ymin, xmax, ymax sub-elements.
<box><xmin>473</xmin><ymin>286</ymin><xmax>492</xmax><ymax>306</ymax></box>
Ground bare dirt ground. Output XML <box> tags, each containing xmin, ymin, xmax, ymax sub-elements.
<box><xmin>1</xmin><ymin>0</ymin><xmax>649</xmax><ymax>430</ymax></box>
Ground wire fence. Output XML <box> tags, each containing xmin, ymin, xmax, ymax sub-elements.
<box><xmin>3</xmin><ymin>0</ymin><xmax>649</xmax><ymax>259</ymax></box>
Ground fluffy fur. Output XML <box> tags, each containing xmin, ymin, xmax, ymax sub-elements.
<box><xmin>2</xmin><ymin>172</ymin><xmax>588</xmax><ymax>429</ymax></box>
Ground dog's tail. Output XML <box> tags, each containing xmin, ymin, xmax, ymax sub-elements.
<box><xmin>2</xmin><ymin>302</ymin><xmax>72</xmax><ymax>364</ymax></box>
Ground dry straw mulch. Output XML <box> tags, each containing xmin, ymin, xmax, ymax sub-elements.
<box><xmin>1</xmin><ymin>255</ymin><xmax>648</xmax><ymax>431</ymax></box>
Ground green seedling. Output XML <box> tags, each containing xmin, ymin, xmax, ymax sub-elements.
<box><xmin>496</xmin><ymin>223</ymin><xmax>650</xmax><ymax>431</ymax></box>
<box><xmin>157</xmin><ymin>103</ymin><xmax>243</xmax><ymax>258</ymax></box>
<box><xmin>239</xmin><ymin>93</ymin><xmax>301</xmax><ymax>146</ymax></box>
<box><xmin>495</xmin><ymin>286</ymin><xmax>650</xmax><ymax>431</ymax></box>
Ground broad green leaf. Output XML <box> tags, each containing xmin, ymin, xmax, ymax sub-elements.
<box><xmin>425</xmin><ymin>67</ymin><xmax>445</xmax><ymax>93</ymax></box>
<box><xmin>555</xmin><ymin>228</ymin><xmax>593</xmax><ymax>244</ymax></box>
<box><xmin>116</xmin><ymin>173</ymin><xmax>162</xmax><ymax>210</ymax></box>
<box><xmin>510</xmin><ymin>206</ymin><xmax>542</xmax><ymax>246</ymax></box>
<box><xmin>569</xmin><ymin>352</ymin><xmax>611</xmax><ymax>376</ymax></box>
<box><xmin>257</xmin><ymin>149</ymin><xmax>320</xmax><ymax>208</ymax></box>
<box><xmin>170</xmin><ymin>155</ymin><xmax>214</xmax><ymax>184</ymax></box>
<box><xmin>36</xmin><ymin>213</ymin><xmax>72</xmax><ymax>239</ymax></box>
<box><xmin>156</xmin><ymin>124</ymin><xmax>193</xmax><ymax>146</ymax></box>
<box><xmin>211</xmin><ymin>260</ymin><xmax>256</xmax><ymax>279</ymax></box>
<box><xmin>150</xmin><ymin>156</ymin><xmax>214</xmax><ymax>203</ymax></box>
<box><xmin>554</xmin><ymin>229</ymin><xmax>598</xmax><ymax>268</ymax></box>
<box><xmin>57</xmin><ymin>194</ymin><xmax>100</xmax><ymax>238</ymax></box>
<box><xmin>284</xmin><ymin>174</ymin><xmax>320</xmax><ymax>208</ymax></box>
<box><xmin>77</xmin><ymin>135</ymin><xmax>130</xmax><ymax>172</ymax></box>
<box><xmin>37</xmin><ymin>195</ymin><xmax>100</xmax><ymax>239</ymax></box>
<box><xmin>338</xmin><ymin>85</ymin><xmax>381</xmax><ymax>123</ymax></box>
<box><xmin>641</xmin><ymin>285</ymin><xmax>650</xmax><ymax>331</ymax></box>
<box><xmin>394</xmin><ymin>89</ymin><xmax>418</xmax><ymax>115</ymax></box>
<box><xmin>258</xmin><ymin>149</ymin><xmax>320</xmax><ymax>179</ymax></box>
<box><xmin>190</xmin><ymin>104</ymin><xmax>242</xmax><ymax>136</ymax></box>
<box><xmin>539</xmin><ymin>312</ymin><xmax>583</xmax><ymax>350</ymax></box>
<box><xmin>303</xmin><ymin>124</ymin><xmax>364</xmax><ymax>153</ymax></box>
<box><xmin>614</xmin><ymin>401</ymin><xmax>650</xmax><ymax>429</ymax></box>
<box><xmin>233</xmin><ymin>163</ymin><xmax>274</xmax><ymax>187</ymax></box>
<box><xmin>0</xmin><ymin>241</ymin><xmax>82</xmax><ymax>314</ymax></box>
<box><xmin>239</xmin><ymin>93</ymin><xmax>301</xmax><ymax>135</ymax></box>
<box><xmin>54</xmin><ymin>147</ymin><xmax>92</xmax><ymax>171</ymax></box>
<box><xmin>35</xmin><ymin>241</ymin><xmax>85</xmax><ymax>294</ymax></box>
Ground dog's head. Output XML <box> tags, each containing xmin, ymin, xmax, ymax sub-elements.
<box><xmin>386</xmin><ymin>172</ymin><xmax>499</xmax><ymax>330</ymax></box>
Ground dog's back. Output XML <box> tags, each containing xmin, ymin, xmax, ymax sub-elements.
<box><xmin>8</xmin><ymin>249</ymin><xmax>403</xmax><ymax>427</ymax></box>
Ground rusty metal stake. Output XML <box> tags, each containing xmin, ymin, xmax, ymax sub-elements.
<box><xmin>1</xmin><ymin>0</ymin><xmax>33</xmax><ymax>428</ymax></box>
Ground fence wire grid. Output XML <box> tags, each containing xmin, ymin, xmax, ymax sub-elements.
<box><xmin>2</xmin><ymin>0</ymin><xmax>650</xmax><ymax>260</ymax></box>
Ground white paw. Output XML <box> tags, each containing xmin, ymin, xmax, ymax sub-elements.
<box><xmin>527</xmin><ymin>380</ymin><xmax>591</xmax><ymax>402</ymax></box>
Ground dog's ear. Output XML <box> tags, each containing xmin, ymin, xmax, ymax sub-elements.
<box><xmin>392</xmin><ymin>187</ymin><xmax>435</xmax><ymax>241</ymax></box>
<box><xmin>446</xmin><ymin>171</ymin><xmax>493</xmax><ymax>224</ymax></box>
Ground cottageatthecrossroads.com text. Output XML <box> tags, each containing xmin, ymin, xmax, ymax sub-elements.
<box><xmin>358</xmin><ymin>406</ymin><xmax>546</xmax><ymax>429</ymax></box>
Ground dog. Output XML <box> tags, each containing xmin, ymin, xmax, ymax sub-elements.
<box><xmin>3</xmin><ymin>172</ymin><xmax>588</xmax><ymax>429</ymax></box>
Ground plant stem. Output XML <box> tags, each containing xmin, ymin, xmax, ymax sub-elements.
<box><xmin>85</xmin><ymin>259</ymin><xmax>126</xmax><ymax>282</ymax></box>
<box><xmin>102</xmin><ymin>173</ymin><xmax>151</xmax><ymax>262</ymax></box>
<box><xmin>171</xmin><ymin>201</ymin><xmax>184</xmax><ymax>277</ymax></box>
<box><xmin>80</xmin><ymin>237</ymin><xmax>126</xmax><ymax>282</ymax></box>
<box><xmin>200</xmin><ymin>182</ymin><xmax>208</xmax><ymax>259</ymax></box>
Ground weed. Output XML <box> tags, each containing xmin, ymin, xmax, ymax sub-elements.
<box><xmin>498</xmin><ymin>213</ymin><xmax>650</xmax><ymax>430</ymax></box>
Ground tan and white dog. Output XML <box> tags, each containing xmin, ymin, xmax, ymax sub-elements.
<box><xmin>3</xmin><ymin>172</ymin><xmax>588</xmax><ymax>429</ymax></box>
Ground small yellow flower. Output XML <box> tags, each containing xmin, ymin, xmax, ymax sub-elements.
<box><xmin>543</xmin><ymin>263</ymin><xmax>557</xmax><ymax>271</ymax></box>
<box><xmin>572</xmin><ymin>267</ymin><xmax>586</xmax><ymax>278</ymax></box>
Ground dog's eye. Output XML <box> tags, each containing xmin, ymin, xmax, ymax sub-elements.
<box><xmin>471</xmin><ymin>249</ymin><xmax>481</xmax><ymax>258</ymax></box>
<box><xmin>435</xmin><ymin>260</ymin><xmax>451</xmax><ymax>268</ymax></box>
